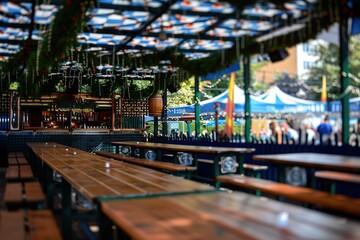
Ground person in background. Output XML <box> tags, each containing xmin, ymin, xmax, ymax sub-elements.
<box><xmin>281</xmin><ymin>122</ymin><xmax>299</xmax><ymax>143</ymax></box>
<box><xmin>269</xmin><ymin>120</ymin><xmax>282</xmax><ymax>144</ymax></box>
<box><xmin>304</xmin><ymin>123</ymin><xmax>316</xmax><ymax>144</ymax></box>
<box><xmin>317</xmin><ymin>115</ymin><xmax>333</xmax><ymax>144</ymax></box>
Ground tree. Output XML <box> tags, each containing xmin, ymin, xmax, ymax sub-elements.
<box><xmin>167</xmin><ymin>77</ymin><xmax>195</xmax><ymax>107</ymax></box>
<box><xmin>306</xmin><ymin>36</ymin><xmax>360</xmax><ymax>101</ymax></box>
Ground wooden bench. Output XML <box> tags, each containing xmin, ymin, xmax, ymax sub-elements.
<box><xmin>5</xmin><ymin>165</ymin><xmax>35</xmax><ymax>182</ymax></box>
<box><xmin>315</xmin><ymin>171</ymin><xmax>360</xmax><ymax>194</ymax></box>
<box><xmin>96</xmin><ymin>151</ymin><xmax>197</xmax><ymax>178</ymax></box>
<box><xmin>8</xmin><ymin>152</ymin><xmax>28</xmax><ymax>166</ymax></box>
<box><xmin>216</xmin><ymin>174</ymin><xmax>360</xmax><ymax>217</ymax></box>
<box><xmin>4</xmin><ymin>182</ymin><xmax>45</xmax><ymax>210</ymax></box>
<box><xmin>0</xmin><ymin>210</ymin><xmax>62</xmax><ymax>240</ymax></box>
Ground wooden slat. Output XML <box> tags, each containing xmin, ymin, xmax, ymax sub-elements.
<box><xmin>100</xmin><ymin>192</ymin><xmax>360</xmax><ymax>240</ymax></box>
<box><xmin>28</xmin><ymin>210</ymin><xmax>62</xmax><ymax>240</ymax></box>
<box><xmin>19</xmin><ymin>166</ymin><xmax>34</xmax><ymax>180</ymax></box>
<box><xmin>315</xmin><ymin>171</ymin><xmax>360</xmax><ymax>184</ymax></box>
<box><xmin>17</xmin><ymin>158</ymin><xmax>28</xmax><ymax>165</ymax></box>
<box><xmin>5</xmin><ymin>166</ymin><xmax>20</xmax><ymax>180</ymax></box>
<box><xmin>111</xmin><ymin>141</ymin><xmax>255</xmax><ymax>155</ymax></box>
<box><xmin>4</xmin><ymin>183</ymin><xmax>23</xmax><ymax>205</ymax></box>
<box><xmin>8</xmin><ymin>158</ymin><xmax>18</xmax><ymax>166</ymax></box>
<box><xmin>96</xmin><ymin>151</ymin><xmax>197</xmax><ymax>172</ymax></box>
<box><xmin>28</xmin><ymin>142</ymin><xmax>214</xmax><ymax>202</ymax></box>
<box><xmin>25</xmin><ymin>182</ymin><xmax>45</xmax><ymax>204</ymax></box>
<box><xmin>216</xmin><ymin>174</ymin><xmax>360</xmax><ymax>217</ymax></box>
<box><xmin>243</xmin><ymin>163</ymin><xmax>268</xmax><ymax>171</ymax></box>
<box><xmin>8</xmin><ymin>152</ymin><xmax>17</xmax><ymax>158</ymax></box>
<box><xmin>252</xmin><ymin>153</ymin><xmax>360</xmax><ymax>173</ymax></box>
<box><xmin>0</xmin><ymin>211</ymin><xmax>25</xmax><ymax>240</ymax></box>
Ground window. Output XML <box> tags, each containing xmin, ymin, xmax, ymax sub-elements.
<box><xmin>303</xmin><ymin>43</ymin><xmax>317</xmax><ymax>54</ymax></box>
<box><xmin>303</xmin><ymin>61</ymin><xmax>315</xmax><ymax>70</ymax></box>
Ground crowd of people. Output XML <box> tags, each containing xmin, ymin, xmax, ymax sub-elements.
<box><xmin>145</xmin><ymin>115</ymin><xmax>360</xmax><ymax>146</ymax></box>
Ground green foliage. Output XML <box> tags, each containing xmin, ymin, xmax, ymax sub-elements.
<box><xmin>306</xmin><ymin>36</ymin><xmax>360</xmax><ymax>100</ymax></box>
<box><xmin>167</xmin><ymin>77</ymin><xmax>195</xmax><ymax>107</ymax></box>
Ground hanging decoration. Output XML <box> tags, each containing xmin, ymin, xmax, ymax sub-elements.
<box><xmin>2</xmin><ymin>0</ymin><xmax>94</xmax><ymax>97</ymax></box>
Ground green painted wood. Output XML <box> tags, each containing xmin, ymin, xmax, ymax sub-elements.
<box><xmin>195</xmin><ymin>75</ymin><xmax>201</xmax><ymax>136</ymax></box>
<box><xmin>244</xmin><ymin>56</ymin><xmax>251</xmax><ymax>142</ymax></box>
<box><xmin>340</xmin><ymin>1</ymin><xmax>350</xmax><ymax>144</ymax></box>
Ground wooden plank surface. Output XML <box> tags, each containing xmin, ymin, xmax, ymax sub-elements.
<box><xmin>315</xmin><ymin>171</ymin><xmax>360</xmax><ymax>184</ymax></box>
<box><xmin>0</xmin><ymin>211</ymin><xmax>25</xmax><ymax>240</ymax></box>
<box><xmin>28</xmin><ymin>142</ymin><xmax>214</xmax><ymax>201</ymax></box>
<box><xmin>4</xmin><ymin>183</ymin><xmax>23</xmax><ymax>205</ymax></box>
<box><xmin>216</xmin><ymin>174</ymin><xmax>360</xmax><ymax>217</ymax></box>
<box><xmin>100</xmin><ymin>191</ymin><xmax>360</xmax><ymax>240</ymax></box>
<box><xmin>111</xmin><ymin>141</ymin><xmax>255</xmax><ymax>154</ymax></box>
<box><xmin>25</xmin><ymin>182</ymin><xmax>45</xmax><ymax>203</ymax></box>
<box><xmin>252</xmin><ymin>153</ymin><xmax>360</xmax><ymax>173</ymax></box>
<box><xmin>96</xmin><ymin>151</ymin><xmax>197</xmax><ymax>172</ymax></box>
<box><xmin>28</xmin><ymin>210</ymin><xmax>62</xmax><ymax>240</ymax></box>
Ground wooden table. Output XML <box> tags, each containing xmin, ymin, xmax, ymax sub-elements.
<box><xmin>111</xmin><ymin>141</ymin><xmax>255</xmax><ymax>186</ymax></box>
<box><xmin>252</xmin><ymin>152</ymin><xmax>360</xmax><ymax>186</ymax></box>
<box><xmin>99</xmin><ymin>191</ymin><xmax>360</xmax><ymax>240</ymax></box>
<box><xmin>27</xmin><ymin>142</ymin><xmax>215</xmax><ymax>239</ymax></box>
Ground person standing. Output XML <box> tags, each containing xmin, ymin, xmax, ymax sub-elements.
<box><xmin>269</xmin><ymin>120</ymin><xmax>282</xmax><ymax>144</ymax></box>
<box><xmin>317</xmin><ymin>115</ymin><xmax>333</xmax><ymax>144</ymax></box>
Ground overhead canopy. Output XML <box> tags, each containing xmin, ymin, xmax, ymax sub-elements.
<box><xmin>0</xmin><ymin>0</ymin><xmax>350</xmax><ymax>69</ymax></box>
<box><xmin>168</xmin><ymin>84</ymin><xmax>326</xmax><ymax>116</ymax></box>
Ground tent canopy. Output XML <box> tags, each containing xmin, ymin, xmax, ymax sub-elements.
<box><xmin>329</xmin><ymin>97</ymin><xmax>360</xmax><ymax>113</ymax></box>
<box><xmin>168</xmin><ymin>85</ymin><xmax>327</xmax><ymax>116</ymax></box>
<box><xmin>255</xmin><ymin>85</ymin><xmax>327</xmax><ymax>113</ymax></box>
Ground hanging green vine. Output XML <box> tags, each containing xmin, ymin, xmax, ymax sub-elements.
<box><xmin>2</xmin><ymin>0</ymin><xmax>94</xmax><ymax>98</ymax></box>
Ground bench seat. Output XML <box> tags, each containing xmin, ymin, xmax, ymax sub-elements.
<box><xmin>96</xmin><ymin>151</ymin><xmax>196</xmax><ymax>178</ymax></box>
<box><xmin>0</xmin><ymin>210</ymin><xmax>62</xmax><ymax>240</ymax></box>
<box><xmin>8</xmin><ymin>152</ymin><xmax>28</xmax><ymax>166</ymax></box>
<box><xmin>4</xmin><ymin>182</ymin><xmax>45</xmax><ymax>210</ymax></box>
<box><xmin>315</xmin><ymin>171</ymin><xmax>360</xmax><ymax>184</ymax></box>
<box><xmin>5</xmin><ymin>165</ymin><xmax>34</xmax><ymax>182</ymax></box>
<box><xmin>315</xmin><ymin>170</ymin><xmax>360</xmax><ymax>194</ymax></box>
<box><xmin>216</xmin><ymin>174</ymin><xmax>360</xmax><ymax>217</ymax></box>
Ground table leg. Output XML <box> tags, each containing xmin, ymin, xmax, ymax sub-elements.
<box><xmin>61</xmin><ymin>180</ymin><xmax>72</xmax><ymax>240</ymax></box>
<box><xmin>236</xmin><ymin>154</ymin><xmax>244</xmax><ymax>174</ymax></box>
<box><xmin>44</xmin><ymin>164</ymin><xmax>56</xmax><ymax>210</ymax></box>
<box><xmin>97</xmin><ymin>200</ymin><xmax>114</xmax><ymax>240</ymax></box>
<box><xmin>214</xmin><ymin>155</ymin><xmax>221</xmax><ymax>188</ymax></box>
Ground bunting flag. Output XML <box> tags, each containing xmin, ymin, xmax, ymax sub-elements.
<box><xmin>224</xmin><ymin>72</ymin><xmax>236</xmax><ymax>138</ymax></box>
<box><xmin>321</xmin><ymin>75</ymin><xmax>327</xmax><ymax>103</ymax></box>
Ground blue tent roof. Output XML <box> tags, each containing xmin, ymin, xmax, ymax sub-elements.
<box><xmin>168</xmin><ymin>85</ymin><xmax>327</xmax><ymax>116</ymax></box>
<box><xmin>329</xmin><ymin>97</ymin><xmax>360</xmax><ymax>113</ymax></box>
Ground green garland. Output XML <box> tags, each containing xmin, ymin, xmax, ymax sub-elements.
<box><xmin>3</xmin><ymin>0</ymin><xmax>94</xmax><ymax>97</ymax></box>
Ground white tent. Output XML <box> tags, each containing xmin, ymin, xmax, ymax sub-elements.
<box><xmin>168</xmin><ymin>85</ymin><xmax>327</xmax><ymax>117</ymax></box>
<box><xmin>254</xmin><ymin>86</ymin><xmax>327</xmax><ymax>113</ymax></box>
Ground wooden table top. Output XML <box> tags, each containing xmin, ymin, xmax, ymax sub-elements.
<box><xmin>100</xmin><ymin>191</ymin><xmax>360</xmax><ymax>240</ymax></box>
<box><xmin>253</xmin><ymin>153</ymin><xmax>360</xmax><ymax>173</ymax></box>
<box><xmin>111</xmin><ymin>141</ymin><xmax>255</xmax><ymax>154</ymax></box>
<box><xmin>28</xmin><ymin>142</ymin><xmax>214</xmax><ymax>201</ymax></box>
